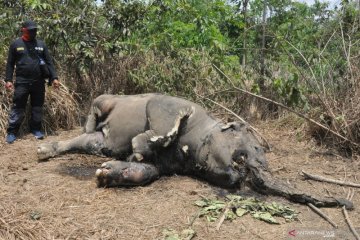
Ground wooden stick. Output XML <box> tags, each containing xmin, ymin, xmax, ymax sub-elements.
<box><xmin>188</xmin><ymin>211</ymin><xmax>201</xmax><ymax>227</ymax></box>
<box><xmin>307</xmin><ymin>203</ymin><xmax>338</xmax><ymax>228</ymax></box>
<box><xmin>349</xmin><ymin>189</ymin><xmax>355</xmax><ymax>201</ymax></box>
<box><xmin>212</xmin><ymin>64</ymin><xmax>360</xmax><ymax>148</ymax></box>
<box><xmin>302</xmin><ymin>170</ymin><xmax>360</xmax><ymax>188</ymax></box>
<box><xmin>346</xmin><ymin>189</ymin><xmax>352</xmax><ymax>200</ymax></box>
<box><xmin>343</xmin><ymin>206</ymin><xmax>360</xmax><ymax>240</ymax></box>
<box><xmin>271</xmin><ymin>166</ymin><xmax>285</xmax><ymax>173</ymax></box>
<box><xmin>216</xmin><ymin>205</ymin><xmax>230</xmax><ymax>231</ymax></box>
<box><xmin>0</xmin><ymin>217</ymin><xmax>8</xmax><ymax>227</ymax></box>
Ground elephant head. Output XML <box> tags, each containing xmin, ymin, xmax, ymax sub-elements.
<box><xmin>198</xmin><ymin>122</ymin><xmax>268</xmax><ymax>188</ymax></box>
<box><xmin>203</xmin><ymin>122</ymin><xmax>353</xmax><ymax>209</ymax></box>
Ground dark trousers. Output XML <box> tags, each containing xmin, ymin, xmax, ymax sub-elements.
<box><xmin>7</xmin><ymin>80</ymin><xmax>45</xmax><ymax>134</ymax></box>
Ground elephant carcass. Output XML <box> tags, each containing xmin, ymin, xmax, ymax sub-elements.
<box><xmin>37</xmin><ymin>93</ymin><xmax>353</xmax><ymax>209</ymax></box>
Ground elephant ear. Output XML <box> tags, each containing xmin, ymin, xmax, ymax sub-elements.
<box><xmin>246</xmin><ymin>127</ymin><xmax>272</xmax><ymax>152</ymax></box>
<box><xmin>222</xmin><ymin>121</ymin><xmax>271</xmax><ymax>152</ymax></box>
<box><xmin>221</xmin><ymin>122</ymin><xmax>246</xmax><ymax>131</ymax></box>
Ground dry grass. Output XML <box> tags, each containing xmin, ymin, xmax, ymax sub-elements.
<box><xmin>0</xmin><ymin>200</ymin><xmax>47</xmax><ymax>240</ymax></box>
<box><xmin>42</xmin><ymin>83</ymin><xmax>79</xmax><ymax>134</ymax></box>
<box><xmin>0</xmin><ymin>86</ymin><xmax>12</xmax><ymax>137</ymax></box>
<box><xmin>0</xmin><ymin>123</ymin><xmax>359</xmax><ymax>240</ymax></box>
<box><xmin>0</xmin><ymin>82</ymin><xmax>79</xmax><ymax>138</ymax></box>
<box><xmin>306</xmin><ymin>65</ymin><xmax>360</xmax><ymax>154</ymax></box>
<box><xmin>64</xmin><ymin>55</ymin><xmax>144</xmax><ymax>110</ymax></box>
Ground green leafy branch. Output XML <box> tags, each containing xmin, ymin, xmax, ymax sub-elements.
<box><xmin>194</xmin><ymin>194</ymin><xmax>298</xmax><ymax>224</ymax></box>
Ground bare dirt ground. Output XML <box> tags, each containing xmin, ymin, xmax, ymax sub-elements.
<box><xmin>0</xmin><ymin>119</ymin><xmax>359</xmax><ymax>240</ymax></box>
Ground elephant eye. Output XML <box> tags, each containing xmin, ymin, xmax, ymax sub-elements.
<box><xmin>232</xmin><ymin>150</ymin><xmax>247</xmax><ymax>161</ymax></box>
<box><xmin>254</xmin><ymin>146</ymin><xmax>263</xmax><ymax>153</ymax></box>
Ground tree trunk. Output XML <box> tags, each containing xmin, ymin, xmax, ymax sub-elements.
<box><xmin>259</xmin><ymin>0</ymin><xmax>267</xmax><ymax>91</ymax></box>
<box><xmin>242</xmin><ymin>0</ymin><xmax>249</xmax><ymax>67</ymax></box>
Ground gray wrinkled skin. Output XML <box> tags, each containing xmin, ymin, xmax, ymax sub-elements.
<box><xmin>38</xmin><ymin>94</ymin><xmax>353</xmax><ymax>209</ymax></box>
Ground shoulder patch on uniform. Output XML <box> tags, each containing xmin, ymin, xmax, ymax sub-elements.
<box><xmin>16</xmin><ymin>47</ymin><xmax>25</xmax><ymax>51</ymax></box>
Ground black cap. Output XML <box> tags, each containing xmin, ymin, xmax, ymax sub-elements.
<box><xmin>22</xmin><ymin>20</ymin><xmax>38</xmax><ymax>30</ymax></box>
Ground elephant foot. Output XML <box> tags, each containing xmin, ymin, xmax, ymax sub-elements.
<box><xmin>96</xmin><ymin>160</ymin><xmax>159</xmax><ymax>188</ymax></box>
<box><xmin>37</xmin><ymin>142</ymin><xmax>59</xmax><ymax>161</ymax></box>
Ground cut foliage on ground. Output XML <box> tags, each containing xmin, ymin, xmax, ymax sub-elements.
<box><xmin>195</xmin><ymin>195</ymin><xmax>298</xmax><ymax>224</ymax></box>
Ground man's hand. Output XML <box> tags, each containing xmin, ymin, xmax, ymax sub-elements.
<box><xmin>5</xmin><ymin>81</ymin><xmax>13</xmax><ymax>91</ymax></box>
<box><xmin>52</xmin><ymin>79</ymin><xmax>60</xmax><ymax>89</ymax></box>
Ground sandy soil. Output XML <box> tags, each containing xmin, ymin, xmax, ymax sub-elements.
<box><xmin>0</xmin><ymin>120</ymin><xmax>359</xmax><ymax>240</ymax></box>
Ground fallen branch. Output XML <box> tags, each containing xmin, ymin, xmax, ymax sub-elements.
<box><xmin>349</xmin><ymin>189</ymin><xmax>355</xmax><ymax>201</ymax></box>
<box><xmin>271</xmin><ymin>166</ymin><xmax>285</xmax><ymax>173</ymax></box>
<box><xmin>212</xmin><ymin>64</ymin><xmax>360</xmax><ymax>148</ymax></box>
<box><xmin>0</xmin><ymin>217</ymin><xmax>8</xmax><ymax>227</ymax></box>
<box><xmin>343</xmin><ymin>206</ymin><xmax>360</xmax><ymax>240</ymax></box>
<box><xmin>188</xmin><ymin>211</ymin><xmax>201</xmax><ymax>227</ymax></box>
<box><xmin>216</xmin><ymin>204</ymin><xmax>230</xmax><ymax>231</ymax></box>
<box><xmin>346</xmin><ymin>189</ymin><xmax>352</xmax><ymax>200</ymax></box>
<box><xmin>307</xmin><ymin>203</ymin><xmax>338</xmax><ymax>228</ymax></box>
<box><xmin>302</xmin><ymin>170</ymin><xmax>360</xmax><ymax>188</ymax></box>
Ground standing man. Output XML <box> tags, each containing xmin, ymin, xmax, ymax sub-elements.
<box><xmin>4</xmin><ymin>20</ymin><xmax>60</xmax><ymax>144</ymax></box>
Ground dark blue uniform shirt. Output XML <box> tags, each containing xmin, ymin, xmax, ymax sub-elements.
<box><xmin>5</xmin><ymin>38</ymin><xmax>58</xmax><ymax>84</ymax></box>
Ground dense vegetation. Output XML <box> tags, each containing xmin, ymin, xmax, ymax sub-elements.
<box><xmin>0</xmin><ymin>0</ymin><xmax>359</xmax><ymax>153</ymax></box>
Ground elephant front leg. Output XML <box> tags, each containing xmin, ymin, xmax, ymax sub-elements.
<box><xmin>128</xmin><ymin>107</ymin><xmax>194</xmax><ymax>162</ymax></box>
<box><xmin>37</xmin><ymin>132</ymin><xmax>106</xmax><ymax>160</ymax></box>
<box><xmin>96</xmin><ymin>160</ymin><xmax>159</xmax><ymax>187</ymax></box>
<box><xmin>128</xmin><ymin>130</ymin><xmax>157</xmax><ymax>161</ymax></box>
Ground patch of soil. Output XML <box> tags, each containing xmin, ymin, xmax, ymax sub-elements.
<box><xmin>0</xmin><ymin>122</ymin><xmax>359</xmax><ymax>240</ymax></box>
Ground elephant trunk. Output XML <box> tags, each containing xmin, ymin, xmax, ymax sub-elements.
<box><xmin>247</xmin><ymin>165</ymin><xmax>353</xmax><ymax>210</ymax></box>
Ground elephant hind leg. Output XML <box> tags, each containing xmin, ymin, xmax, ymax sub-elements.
<box><xmin>96</xmin><ymin>160</ymin><xmax>159</xmax><ymax>187</ymax></box>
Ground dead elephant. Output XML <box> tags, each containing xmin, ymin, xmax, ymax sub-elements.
<box><xmin>38</xmin><ymin>93</ymin><xmax>353</xmax><ymax>209</ymax></box>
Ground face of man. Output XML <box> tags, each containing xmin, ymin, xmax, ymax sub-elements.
<box><xmin>22</xmin><ymin>28</ymin><xmax>37</xmax><ymax>41</ymax></box>
<box><xmin>28</xmin><ymin>29</ymin><xmax>37</xmax><ymax>40</ymax></box>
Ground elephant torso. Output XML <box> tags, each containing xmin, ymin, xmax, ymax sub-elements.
<box><xmin>89</xmin><ymin>94</ymin><xmax>220</xmax><ymax>173</ymax></box>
